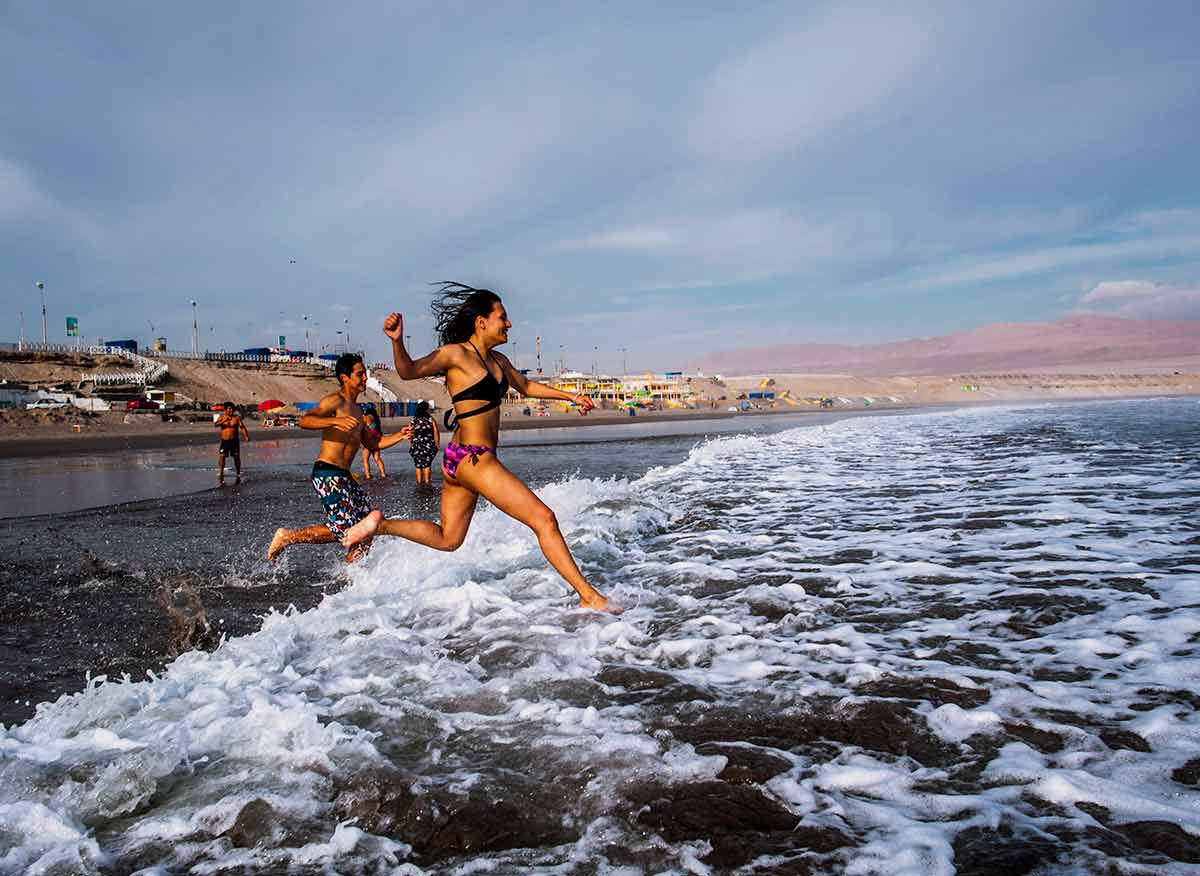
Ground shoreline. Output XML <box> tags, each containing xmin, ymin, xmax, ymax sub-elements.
<box><xmin>2</xmin><ymin>391</ymin><xmax>1198</xmax><ymax>459</ymax></box>
<box><xmin>0</xmin><ymin>407</ymin><xmax>833</xmax><ymax>459</ymax></box>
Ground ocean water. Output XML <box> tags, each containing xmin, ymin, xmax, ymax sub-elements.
<box><xmin>1</xmin><ymin>398</ymin><xmax>1198</xmax><ymax>874</ymax></box>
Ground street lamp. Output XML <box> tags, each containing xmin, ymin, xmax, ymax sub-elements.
<box><xmin>190</xmin><ymin>300</ymin><xmax>198</xmax><ymax>357</ymax></box>
<box><xmin>617</xmin><ymin>346</ymin><xmax>629</xmax><ymax>376</ymax></box>
<box><xmin>36</xmin><ymin>282</ymin><xmax>46</xmax><ymax>345</ymax></box>
<box><xmin>592</xmin><ymin>345</ymin><xmax>598</xmax><ymax>375</ymax></box>
<box><xmin>344</xmin><ymin>318</ymin><xmax>351</xmax><ymax>350</ymax></box>
<box><xmin>303</xmin><ymin>314</ymin><xmax>311</xmax><ymax>359</ymax></box>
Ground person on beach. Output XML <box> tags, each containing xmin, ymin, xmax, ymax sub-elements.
<box><xmin>408</xmin><ymin>400</ymin><xmax>440</xmax><ymax>484</ymax></box>
<box><xmin>266</xmin><ymin>354</ymin><xmax>411</xmax><ymax>563</ymax></box>
<box><xmin>335</xmin><ymin>282</ymin><xmax>614</xmax><ymax>611</ymax></box>
<box><xmin>215</xmin><ymin>401</ymin><xmax>250</xmax><ymax>484</ymax></box>
<box><xmin>359</xmin><ymin>402</ymin><xmax>387</xmax><ymax>479</ymax></box>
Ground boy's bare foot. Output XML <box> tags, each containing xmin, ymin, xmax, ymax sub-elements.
<box><xmin>267</xmin><ymin>528</ymin><xmax>288</xmax><ymax>561</ymax></box>
<box><xmin>341</xmin><ymin>510</ymin><xmax>382</xmax><ymax>549</ymax></box>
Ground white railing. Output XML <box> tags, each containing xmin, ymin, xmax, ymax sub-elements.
<box><xmin>366</xmin><ymin>374</ymin><xmax>398</xmax><ymax>403</ymax></box>
<box><xmin>8</xmin><ymin>341</ymin><xmax>169</xmax><ymax>385</ymax></box>
<box><xmin>148</xmin><ymin>349</ymin><xmax>335</xmax><ymax>367</ymax></box>
<box><xmin>87</xmin><ymin>370</ymin><xmax>147</xmax><ymax>387</ymax></box>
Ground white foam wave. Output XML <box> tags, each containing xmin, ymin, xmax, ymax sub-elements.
<box><xmin>3</xmin><ymin>400</ymin><xmax>1199</xmax><ymax>873</ymax></box>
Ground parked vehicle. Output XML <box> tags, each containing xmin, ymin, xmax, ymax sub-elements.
<box><xmin>126</xmin><ymin>398</ymin><xmax>160</xmax><ymax>411</ymax></box>
<box><xmin>26</xmin><ymin>399</ymin><xmax>68</xmax><ymax>410</ymax></box>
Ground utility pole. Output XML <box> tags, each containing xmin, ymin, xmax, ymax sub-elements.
<box><xmin>190</xmin><ymin>300</ymin><xmax>199</xmax><ymax>356</ymax></box>
<box><xmin>618</xmin><ymin>346</ymin><xmax>629</xmax><ymax>376</ymax></box>
<box><xmin>36</xmin><ymin>282</ymin><xmax>46</xmax><ymax>344</ymax></box>
<box><xmin>535</xmin><ymin>335</ymin><xmax>542</xmax><ymax>376</ymax></box>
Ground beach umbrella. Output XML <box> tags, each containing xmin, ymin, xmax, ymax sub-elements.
<box><xmin>257</xmin><ymin>399</ymin><xmax>285</xmax><ymax>412</ymax></box>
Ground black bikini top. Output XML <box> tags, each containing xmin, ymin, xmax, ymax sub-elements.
<box><xmin>445</xmin><ymin>342</ymin><xmax>509</xmax><ymax>429</ymax></box>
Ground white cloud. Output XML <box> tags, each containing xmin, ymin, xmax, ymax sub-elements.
<box><xmin>0</xmin><ymin>156</ymin><xmax>104</xmax><ymax>246</ymax></box>
<box><xmin>555</xmin><ymin>227</ymin><xmax>676</xmax><ymax>252</ymax></box>
<box><xmin>1078</xmin><ymin>280</ymin><xmax>1200</xmax><ymax>320</ymax></box>
<box><xmin>903</xmin><ymin>209</ymin><xmax>1200</xmax><ymax>290</ymax></box>
<box><xmin>691</xmin><ymin>5</ymin><xmax>950</xmax><ymax>160</ymax></box>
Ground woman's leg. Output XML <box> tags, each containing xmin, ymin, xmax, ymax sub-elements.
<box><xmin>375</xmin><ymin>452</ymin><xmax>386</xmax><ymax>477</ymax></box>
<box><xmin>361</xmin><ymin>448</ymin><xmax>372</xmax><ymax>479</ymax></box>
<box><xmin>455</xmin><ymin>455</ymin><xmax>611</xmax><ymax>610</ymax></box>
<box><xmin>373</xmin><ymin>477</ymin><xmax>479</xmax><ymax>550</ymax></box>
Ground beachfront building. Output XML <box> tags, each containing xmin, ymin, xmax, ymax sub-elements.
<box><xmin>510</xmin><ymin>370</ymin><xmax>699</xmax><ymax>409</ymax></box>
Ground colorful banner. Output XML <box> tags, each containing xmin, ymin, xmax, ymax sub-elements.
<box><xmin>65</xmin><ymin>317</ymin><xmax>78</xmax><ymax>337</ymax></box>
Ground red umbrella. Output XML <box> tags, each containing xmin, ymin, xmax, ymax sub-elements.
<box><xmin>257</xmin><ymin>399</ymin><xmax>285</xmax><ymax>412</ymax></box>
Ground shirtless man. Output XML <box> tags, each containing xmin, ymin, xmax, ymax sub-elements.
<box><xmin>215</xmin><ymin>401</ymin><xmax>250</xmax><ymax>484</ymax></box>
<box><xmin>266</xmin><ymin>354</ymin><xmax>410</xmax><ymax>562</ymax></box>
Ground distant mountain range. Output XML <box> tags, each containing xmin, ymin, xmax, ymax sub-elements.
<box><xmin>693</xmin><ymin>315</ymin><xmax>1200</xmax><ymax>376</ymax></box>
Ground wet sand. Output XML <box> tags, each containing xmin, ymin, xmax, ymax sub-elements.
<box><xmin>0</xmin><ymin>407</ymin><xmax>796</xmax><ymax>459</ymax></box>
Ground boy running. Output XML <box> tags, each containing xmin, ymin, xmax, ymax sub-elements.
<box><xmin>267</xmin><ymin>354</ymin><xmax>410</xmax><ymax>562</ymax></box>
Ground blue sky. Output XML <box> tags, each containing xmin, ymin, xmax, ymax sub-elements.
<box><xmin>2</xmin><ymin>1</ymin><xmax>1198</xmax><ymax>371</ymax></box>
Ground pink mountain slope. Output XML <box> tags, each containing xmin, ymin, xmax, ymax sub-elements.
<box><xmin>692</xmin><ymin>315</ymin><xmax>1200</xmax><ymax>375</ymax></box>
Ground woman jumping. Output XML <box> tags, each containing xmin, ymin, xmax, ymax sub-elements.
<box><xmin>338</xmin><ymin>283</ymin><xmax>614</xmax><ymax>611</ymax></box>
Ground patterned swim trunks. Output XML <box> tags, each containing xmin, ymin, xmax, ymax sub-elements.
<box><xmin>311</xmin><ymin>460</ymin><xmax>372</xmax><ymax>538</ymax></box>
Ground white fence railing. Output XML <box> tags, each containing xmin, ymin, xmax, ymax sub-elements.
<box><xmin>366</xmin><ymin>374</ymin><xmax>398</xmax><ymax>403</ymax></box>
<box><xmin>7</xmin><ymin>341</ymin><xmax>169</xmax><ymax>385</ymax></box>
<box><xmin>87</xmin><ymin>370</ymin><xmax>148</xmax><ymax>387</ymax></box>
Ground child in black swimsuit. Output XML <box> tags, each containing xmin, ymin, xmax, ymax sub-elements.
<box><xmin>408</xmin><ymin>401</ymin><xmax>440</xmax><ymax>484</ymax></box>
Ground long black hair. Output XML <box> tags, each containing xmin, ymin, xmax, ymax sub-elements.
<box><xmin>431</xmin><ymin>282</ymin><xmax>502</xmax><ymax>346</ymax></box>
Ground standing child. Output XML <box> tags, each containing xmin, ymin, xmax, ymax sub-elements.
<box><xmin>408</xmin><ymin>401</ymin><xmax>440</xmax><ymax>484</ymax></box>
<box><xmin>215</xmin><ymin>401</ymin><xmax>250</xmax><ymax>484</ymax></box>
<box><xmin>359</xmin><ymin>402</ymin><xmax>387</xmax><ymax>478</ymax></box>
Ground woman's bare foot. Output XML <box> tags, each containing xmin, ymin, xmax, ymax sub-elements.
<box><xmin>341</xmin><ymin>510</ymin><xmax>383</xmax><ymax>549</ymax></box>
<box><xmin>579</xmin><ymin>594</ymin><xmax>621</xmax><ymax>613</ymax></box>
<box><xmin>345</xmin><ymin>540</ymin><xmax>372</xmax><ymax>563</ymax></box>
<box><xmin>267</xmin><ymin>528</ymin><xmax>288</xmax><ymax>561</ymax></box>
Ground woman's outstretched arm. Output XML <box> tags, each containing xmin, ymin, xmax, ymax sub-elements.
<box><xmin>497</xmin><ymin>353</ymin><xmax>594</xmax><ymax>411</ymax></box>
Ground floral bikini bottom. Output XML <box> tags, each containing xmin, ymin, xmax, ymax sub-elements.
<box><xmin>442</xmin><ymin>441</ymin><xmax>494</xmax><ymax>480</ymax></box>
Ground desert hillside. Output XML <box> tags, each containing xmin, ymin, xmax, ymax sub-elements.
<box><xmin>694</xmin><ymin>315</ymin><xmax>1200</xmax><ymax>376</ymax></box>
<box><xmin>0</xmin><ymin>351</ymin><xmax>449</xmax><ymax>408</ymax></box>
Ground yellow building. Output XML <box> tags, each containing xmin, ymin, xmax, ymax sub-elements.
<box><xmin>516</xmin><ymin>371</ymin><xmax>697</xmax><ymax>409</ymax></box>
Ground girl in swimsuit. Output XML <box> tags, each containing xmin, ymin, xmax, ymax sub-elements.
<box><xmin>407</xmin><ymin>400</ymin><xmax>440</xmax><ymax>484</ymax></box>
<box><xmin>339</xmin><ymin>283</ymin><xmax>613</xmax><ymax>612</ymax></box>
